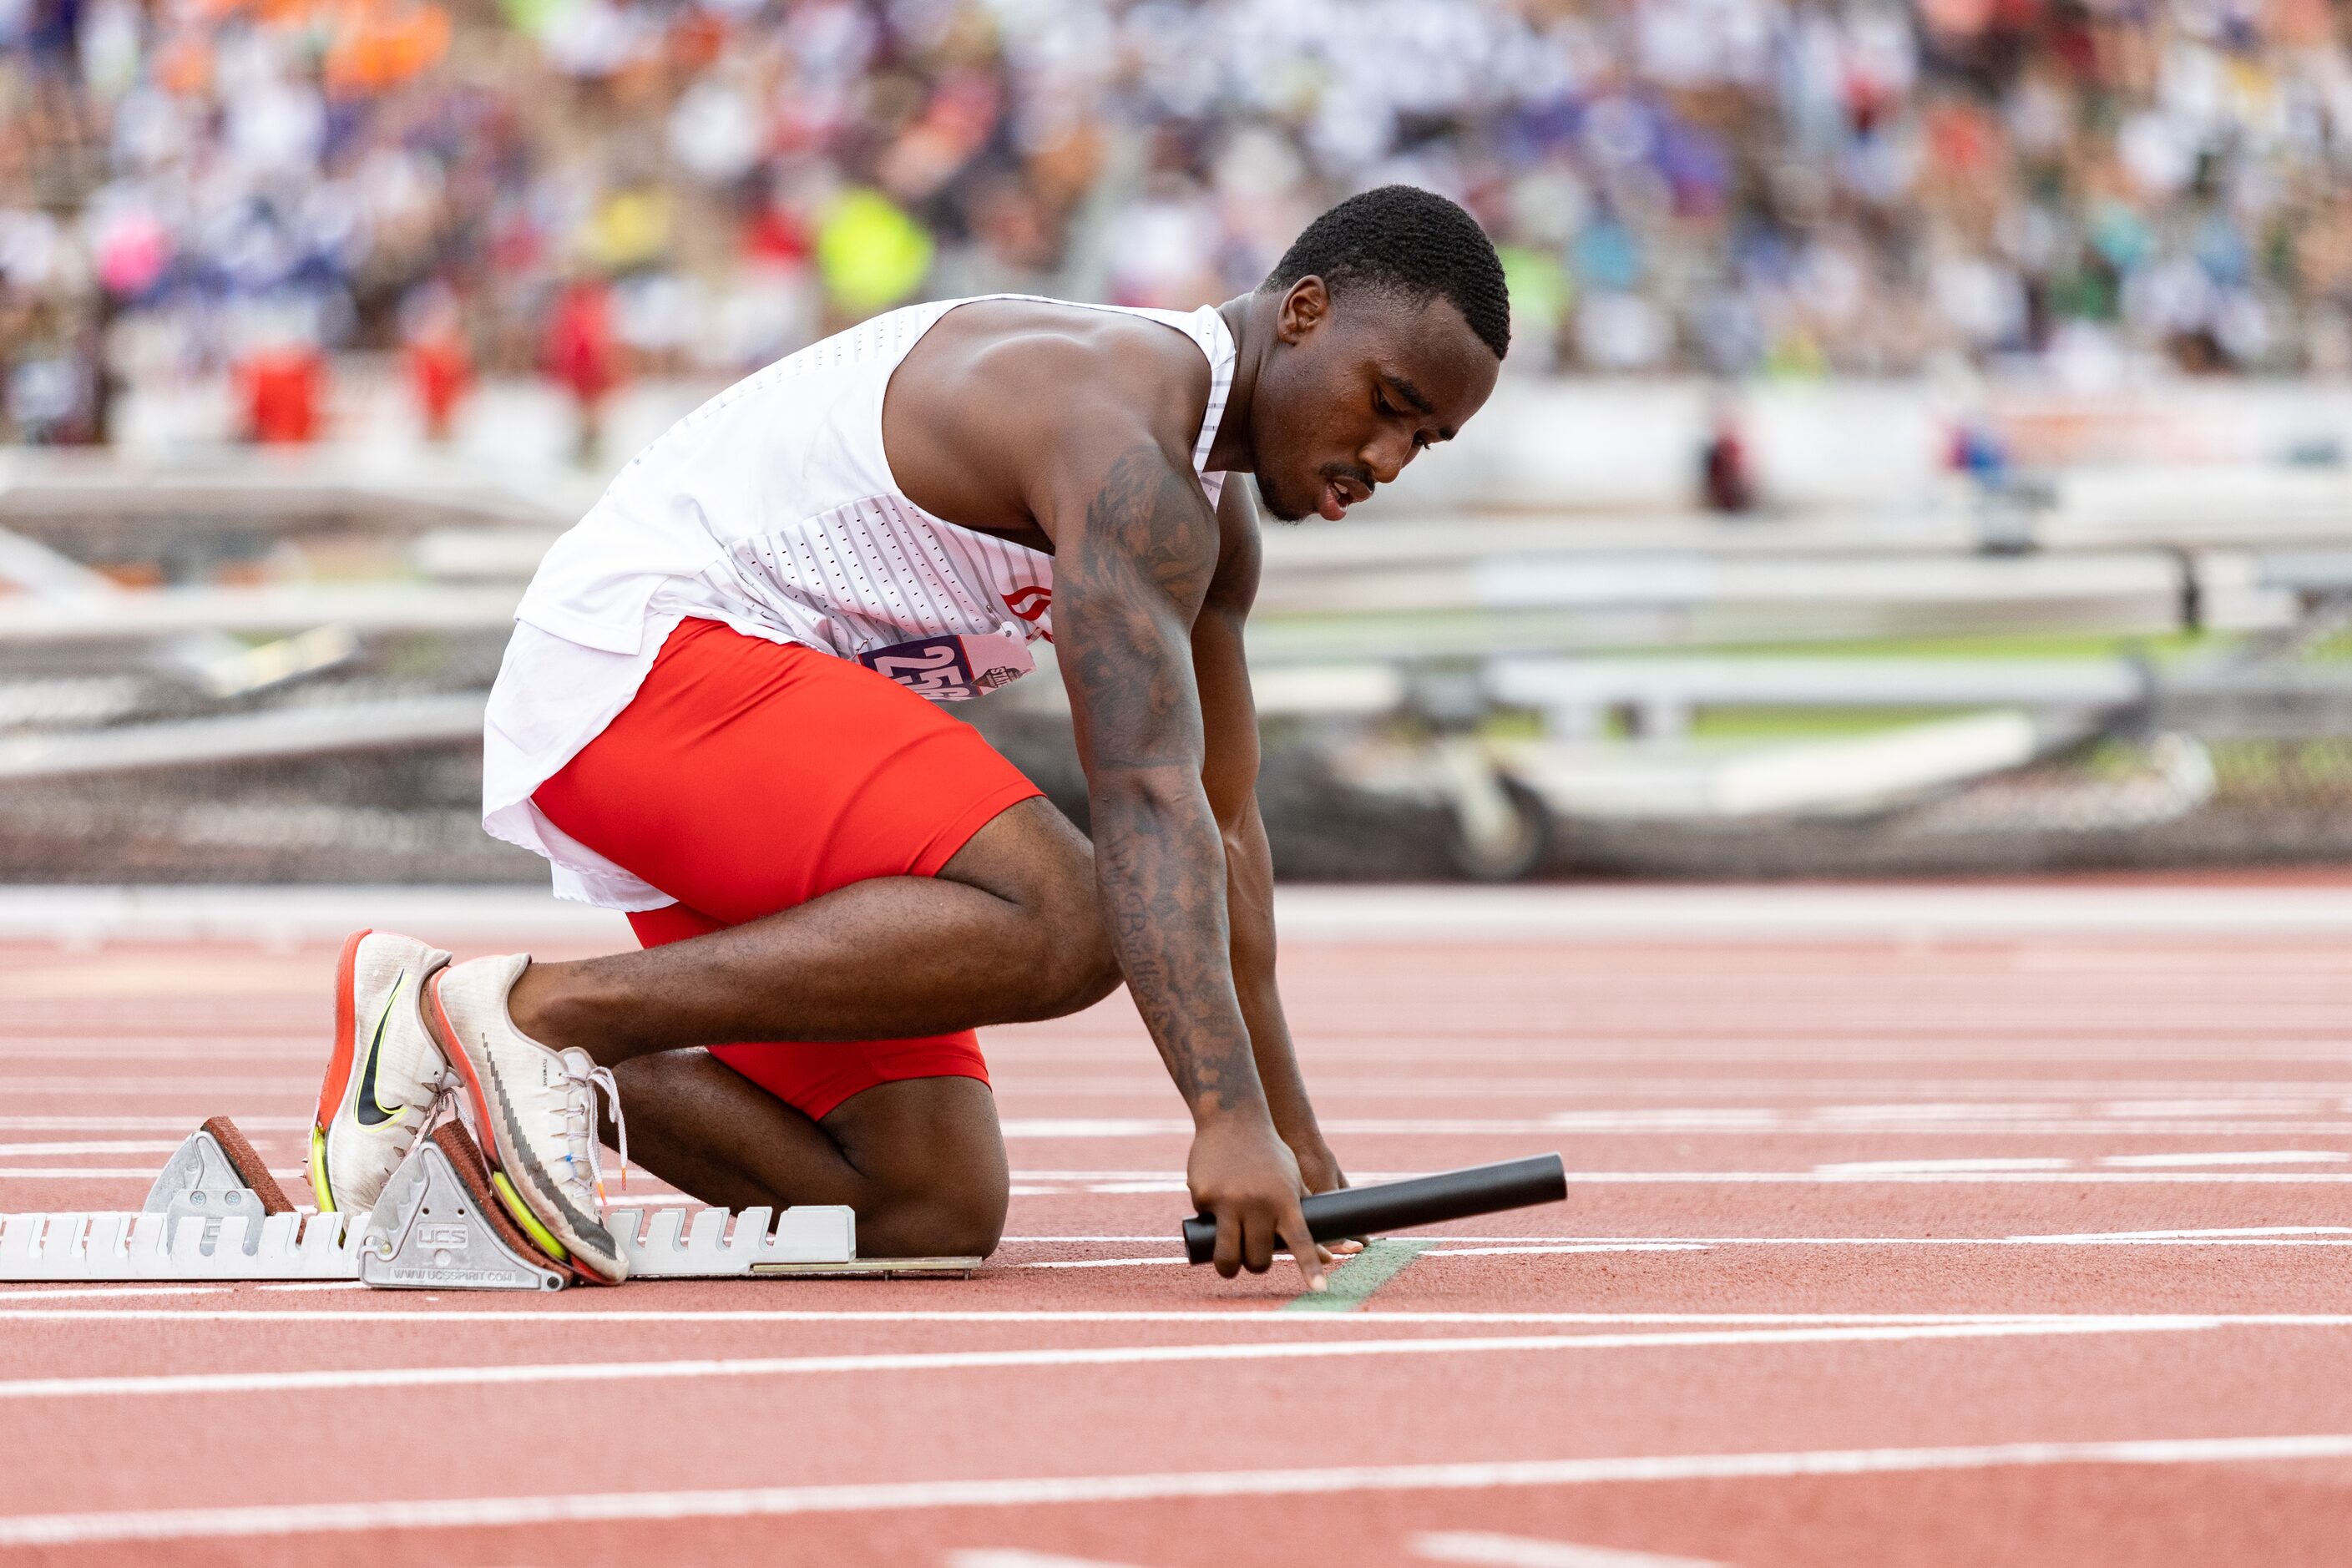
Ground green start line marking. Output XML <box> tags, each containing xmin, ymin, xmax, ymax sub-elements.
<box><xmin>1282</xmin><ymin>1238</ymin><xmax>1429</xmax><ymax>1313</ymax></box>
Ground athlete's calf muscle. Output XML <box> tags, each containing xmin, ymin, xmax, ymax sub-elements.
<box><xmin>603</xmin><ymin>1053</ymin><xmax>1008</xmax><ymax>1258</ymax></box>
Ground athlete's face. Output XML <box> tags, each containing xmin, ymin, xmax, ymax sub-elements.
<box><xmin>1250</xmin><ymin>280</ymin><xmax>1500</xmax><ymax>523</ymax></box>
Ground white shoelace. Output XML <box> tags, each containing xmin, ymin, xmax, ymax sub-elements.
<box><xmin>360</xmin><ymin>1068</ymin><xmax>459</xmax><ymax>1193</ymax></box>
<box><xmin>552</xmin><ymin>1060</ymin><xmax>628</xmax><ymax>1208</ymax></box>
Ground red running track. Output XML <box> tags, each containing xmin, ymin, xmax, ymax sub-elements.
<box><xmin>1</xmin><ymin>885</ymin><xmax>2350</xmax><ymax>1565</ymax></box>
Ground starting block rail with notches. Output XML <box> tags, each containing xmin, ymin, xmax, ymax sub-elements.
<box><xmin>0</xmin><ymin>1116</ymin><xmax>980</xmax><ymax>1288</ymax></box>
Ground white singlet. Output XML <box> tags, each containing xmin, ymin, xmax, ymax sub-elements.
<box><xmin>482</xmin><ymin>295</ymin><xmax>1237</xmax><ymax>911</ymax></box>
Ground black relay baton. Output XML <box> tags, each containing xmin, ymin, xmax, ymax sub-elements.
<box><xmin>1181</xmin><ymin>1152</ymin><xmax>1568</xmax><ymax>1265</ymax></box>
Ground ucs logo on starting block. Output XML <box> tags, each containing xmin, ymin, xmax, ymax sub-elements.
<box><xmin>858</xmin><ymin>631</ymin><xmax>1035</xmax><ymax>702</ymax></box>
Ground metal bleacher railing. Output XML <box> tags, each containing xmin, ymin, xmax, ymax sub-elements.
<box><xmin>7</xmin><ymin>439</ymin><xmax>2352</xmax><ymax>879</ymax></box>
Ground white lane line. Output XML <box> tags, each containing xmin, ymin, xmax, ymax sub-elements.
<box><xmin>0</xmin><ymin>1169</ymin><xmax>215</xmax><ymax>1178</ymax></box>
<box><xmin>1415</xmin><ymin>1228</ymin><xmax>2352</xmax><ymax>1249</ymax></box>
<box><xmin>1797</xmin><ymin>1153</ymin><xmax>2352</xmax><ymax>1177</ymax></box>
<box><xmin>1005</xmin><ymin>1171</ymin><xmax>2352</xmax><ymax>1187</ymax></box>
<box><xmin>1414</xmin><ymin>1531</ymin><xmax>1727</xmax><ymax>1568</ymax></box>
<box><xmin>0</xmin><ymin>1142</ymin><xmax>188</xmax><ymax>1156</ymax></box>
<box><xmin>948</xmin><ymin>1553</ymin><xmax>1146</xmax><ymax>1568</ymax></box>
<box><xmin>2099</xmin><ymin>1151</ymin><xmax>2349</xmax><ymax>1168</ymax></box>
<box><xmin>6</xmin><ymin>1433</ymin><xmax>2352</xmax><ymax>1545</ymax></box>
<box><xmin>2002</xmin><ymin>1226</ymin><xmax>2352</xmax><ymax>1243</ymax></box>
<box><xmin>0</xmin><ymin>1039</ymin><xmax>316</xmax><ymax>1048</ymax></box>
<box><xmin>1014</xmin><ymin>1245</ymin><xmax>1715</xmax><ymax>1269</ymax></box>
<box><xmin>1606</xmin><ymin>1171</ymin><xmax>2352</xmax><ymax>1185</ymax></box>
<box><xmin>2</xmin><ymin>1309</ymin><xmax>2349</xmax><ymax>1328</ymax></box>
<box><xmin>1008</xmin><ymin>1172</ymin><xmax>1439</xmax><ymax>1182</ymax></box>
<box><xmin>1423</xmin><ymin>1240</ymin><xmax>2352</xmax><ymax>1255</ymax></box>
<box><xmin>992</xmin><ymin>1118</ymin><xmax>2352</xmax><ymax>1138</ymax></box>
<box><xmin>416</xmin><ymin>1227</ymin><xmax>2352</xmax><ymax>1247</ymax></box>
<box><xmin>1012</xmin><ymin>1078</ymin><xmax>2352</xmax><ymax>1100</ymax></box>
<box><xmin>1812</xmin><ymin>1158</ymin><xmax>2069</xmax><ymax>1176</ymax></box>
<box><xmin>2097</xmin><ymin>1098</ymin><xmax>2319</xmax><ymax>1117</ymax></box>
<box><xmin>0</xmin><ymin>1319</ymin><xmax>2277</xmax><ymax>1399</ymax></box>
<box><xmin>0</xmin><ymin>1080</ymin><xmax>314</xmax><ymax>1095</ymax></box>
<box><xmin>1009</xmin><ymin>1049</ymin><xmax>2352</xmax><ymax>1066</ymax></box>
<box><xmin>0</xmin><ymin>1047</ymin><xmax>320</xmax><ymax>1061</ymax></box>
<box><xmin>1425</xmin><ymin>1245</ymin><xmax>1713</xmax><ymax>1258</ymax></box>
<box><xmin>0</xmin><ymin>1286</ymin><xmax>225</xmax><ymax>1302</ymax></box>
<box><xmin>0</xmin><ymin>1117</ymin><xmax>307</xmax><ymax>1131</ymax></box>
<box><xmin>0</xmin><ymin>1310</ymin><xmax>2142</xmax><ymax>1326</ymax></box>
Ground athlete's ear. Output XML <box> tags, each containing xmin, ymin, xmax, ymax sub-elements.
<box><xmin>1276</xmin><ymin>277</ymin><xmax>1329</xmax><ymax>345</ymax></box>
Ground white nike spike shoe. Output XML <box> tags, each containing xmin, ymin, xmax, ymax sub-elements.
<box><xmin>309</xmin><ymin>929</ymin><xmax>453</xmax><ymax>1214</ymax></box>
<box><xmin>423</xmin><ymin>953</ymin><xmax>629</xmax><ymax>1283</ymax></box>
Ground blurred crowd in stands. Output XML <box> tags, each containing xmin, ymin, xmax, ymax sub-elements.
<box><xmin>3</xmin><ymin>0</ymin><xmax>2351</xmax><ymax>447</ymax></box>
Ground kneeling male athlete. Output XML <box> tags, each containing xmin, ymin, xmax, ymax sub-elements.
<box><xmin>307</xmin><ymin>185</ymin><xmax>1508</xmax><ymax>1286</ymax></box>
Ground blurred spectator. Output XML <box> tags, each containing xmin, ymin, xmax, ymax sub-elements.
<box><xmin>400</xmin><ymin>280</ymin><xmax>472</xmax><ymax>441</ymax></box>
<box><xmin>235</xmin><ymin>342</ymin><xmax>326</xmax><ymax>444</ymax></box>
<box><xmin>544</xmin><ymin>277</ymin><xmax>619</xmax><ymax>463</ymax></box>
<box><xmin>1701</xmin><ymin>394</ymin><xmax>1756</xmax><ymax>514</ymax></box>
<box><xmin>5</xmin><ymin>0</ymin><xmax>2352</xmax><ymax>451</ymax></box>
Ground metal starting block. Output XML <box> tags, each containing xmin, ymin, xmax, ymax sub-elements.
<box><xmin>354</xmin><ymin>1122</ymin><xmax>567</xmax><ymax>1291</ymax></box>
<box><xmin>0</xmin><ymin>1116</ymin><xmax>979</xmax><ymax>1287</ymax></box>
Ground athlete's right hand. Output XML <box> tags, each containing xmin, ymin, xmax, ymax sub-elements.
<box><xmin>1187</xmin><ymin>1111</ymin><xmax>1326</xmax><ymax>1291</ymax></box>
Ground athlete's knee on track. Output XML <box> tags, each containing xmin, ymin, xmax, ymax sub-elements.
<box><xmin>862</xmin><ymin>1181</ymin><xmax>1007</xmax><ymax>1259</ymax></box>
<box><xmin>818</xmin><ymin>1075</ymin><xmax>1009</xmax><ymax>1257</ymax></box>
<box><xmin>848</xmin><ymin>1122</ymin><xmax>1009</xmax><ymax>1258</ymax></box>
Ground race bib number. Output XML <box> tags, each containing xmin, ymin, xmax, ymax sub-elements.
<box><xmin>857</xmin><ymin>631</ymin><xmax>1035</xmax><ymax>702</ymax></box>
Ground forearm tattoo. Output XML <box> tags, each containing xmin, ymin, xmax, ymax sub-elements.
<box><xmin>1060</xmin><ymin>448</ymin><xmax>1260</xmax><ymax>1117</ymax></box>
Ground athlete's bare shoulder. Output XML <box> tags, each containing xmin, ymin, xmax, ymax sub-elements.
<box><xmin>883</xmin><ymin>299</ymin><xmax>1213</xmax><ymax>544</ymax></box>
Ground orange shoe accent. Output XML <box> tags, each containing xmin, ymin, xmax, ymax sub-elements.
<box><xmin>422</xmin><ymin>969</ymin><xmax>616</xmax><ymax>1287</ymax></box>
<box><xmin>311</xmin><ymin>929</ymin><xmax>372</xmax><ymax>1131</ymax></box>
<box><xmin>423</xmin><ymin>967</ymin><xmax>495</xmax><ymax>1168</ymax></box>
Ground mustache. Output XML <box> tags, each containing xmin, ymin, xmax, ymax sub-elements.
<box><xmin>1318</xmin><ymin>462</ymin><xmax>1377</xmax><ymax>503</ymax></box>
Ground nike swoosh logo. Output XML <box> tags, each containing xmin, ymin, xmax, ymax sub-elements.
<box><xmin>354</xmin><ymin>976</ymin><xmax>407</xmax><ymax>1127</ymax></box>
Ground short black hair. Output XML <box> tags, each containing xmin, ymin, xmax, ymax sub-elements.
<box><xmin>1261</xmin><ymin>185</ymin><xmax>1510</xmax><ymax>359</ymax></box>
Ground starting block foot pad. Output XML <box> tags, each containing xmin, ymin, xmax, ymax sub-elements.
<box><xmin>138</xmin><ymin>1117</ymin><xmax>297</xmax><ymax>1250</ymax></box>
<box><xmin>357</xmin><ymin>1123</ymin><xmax>567</xmax><ymax>1292</ymax></box>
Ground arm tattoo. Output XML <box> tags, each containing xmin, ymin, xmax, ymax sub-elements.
<box><xmin>1058</xmin><ymin>448</ymin><xmax>1262</xmax><ymax>1118</ymax></box>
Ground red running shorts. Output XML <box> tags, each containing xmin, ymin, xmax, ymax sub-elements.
<box><xmin>532</xmin><ymin>616</ymin><xmax>1042</xmax><ymax>1120</ymax></box>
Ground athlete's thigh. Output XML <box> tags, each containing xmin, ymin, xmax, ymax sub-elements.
<box><xmin>626</xmin><ymin>900</ymin><xmax>994</xmax><ymax>1123</ymax></box>
<box><xmin>933</xmin><ymin>792</ymin><xmax>1097</xmax><ymax>908</ymax></box>
<box><xmin>534</xmin><ymin>617</ymin><xmax>1041</xmax><ymax>923</ymax></box>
